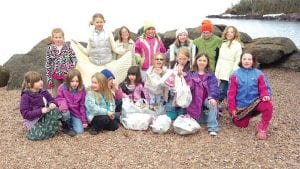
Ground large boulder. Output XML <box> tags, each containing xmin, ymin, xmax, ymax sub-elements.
<box><xmin>4</xmin><ymin>37</ymin><xmax>51</xmax><ymax>89</ymax></box>
<box><xmin>0</xmin><ymin>65</ymin><xmax>10</xmax><ymax>87</ymax></box>
<box><xmin>244</xmin><ymin>37</ymin><xmax>298</xmax><ymax>65</ymax></box>
<box><xmin>277</xmin><ymin>51</ymin><xmax>300</xmax><ymax>72</ymax></box>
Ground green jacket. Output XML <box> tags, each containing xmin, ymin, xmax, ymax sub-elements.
<box><xmin>193</xmin><ymin>35</ymin><xmax>222</xmax><ymax>71</ymax></box>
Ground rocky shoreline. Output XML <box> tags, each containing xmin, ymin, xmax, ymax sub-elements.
<box><xmin>1</xmin><ymin>23</ymin><xmax>300</xmax><ymax>89</ymax></box>
<box><xmin>207</xmin><ymin>12</ymin><xmax>300</xmax><ymax>21</ymax></box>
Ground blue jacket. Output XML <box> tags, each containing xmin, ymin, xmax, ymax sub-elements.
<box><xmin>228</xmin><ymin>67</ymin><xmax>272</xmax><ymax>112</ymax></box>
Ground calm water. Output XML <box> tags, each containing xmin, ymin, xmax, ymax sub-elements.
<box><xmin>210</xmin><ymin>18</ymin><xmax>300</xmax><ymax>48</ymax></box>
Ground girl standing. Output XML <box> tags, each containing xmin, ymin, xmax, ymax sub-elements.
<box><xmin>46</xmin><ymin>28</ymin><xmax>77</xmax><ymax>95</ymax></box>
<box><xmin>135</xmin><ymin>21</ymin><xmax>166</xmax><ymax>80</ymax></box>
<box><xmin>55</xmin><ymin>69</ymin><xmax>87</xmax><ymax>135</ymax></box>
<box><xmin>186</xmin><ymin>53</ymin><xmax>220</xmax><ymax>136</ymax></box>
<box><xmin>85</xmin><ymin>72</ymin><xmax>118</xmax><ymax>135</ymax></box>
<box><xmin>114</xmin><ymin>26</ymin><xmax>135</xmax><ymax>64</ymax></box>
<box><xmin>87</xmin><ymin>13</ymin><xmax>116</xmax><ymax>65</ymax></box>
<box><xmin>215</xmin><ymin>26</ymin><xmax>243</xmax><ymax>102</ymax></box>
<box><xmin>227</xmin><ymin>52</ymin><xmax>273</xmax><ymax>140</ymax></box>
<box><xmin>20</xmin><ymin>71</ymin><xmax>61</xmax><ymax>140</ymax></box>
<box><xmin>169</xmin><ymin>28</ymin><xmax>196</xmax><ymax>67</ymax></box>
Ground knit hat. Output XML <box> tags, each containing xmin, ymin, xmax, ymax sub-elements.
<box><xmin>201</xmin><ymin>20</ymin><xmax>213</xmax><ymax>32</ymax></box>
<box><xmin>100</xmin><ymin>69</ymin><xmax>115</xmax><ymax>80</ymax></box>
<box><xmin>143</xmin><ymin>20</ymin><xmax>155</xmax><ymax>32</ymax></box>
<box><xmin>175</xmin><ymin>28</ymin><xmax>188</xmax><ymax>37</ymax></box>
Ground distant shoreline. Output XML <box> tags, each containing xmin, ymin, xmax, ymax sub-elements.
<box><xmin>207</xmin><ymin>13</ymin><xmax>300</xmax><ymax>22</ymax></box>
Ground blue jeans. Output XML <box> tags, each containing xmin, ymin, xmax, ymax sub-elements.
<box><xmin>219</xmin><ymin>80</ymin><xmax>228</xmax><ymax>102</ymax></box>
<box><xmin>61</xmin><ymin>111</ymin><xmax>84</xmax><ymax>134</ymax></box>
<box><xmin>165</xmin><ymin>94</ymin><xmax>186</xmax><ymax>120</ymax></box>
<box><xmin>199</xmin><ymin>99</ymin><xmax>219</xmax><ymax>132</ymax></box>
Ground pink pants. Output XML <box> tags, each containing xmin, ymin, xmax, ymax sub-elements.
<box><xmin>233</xmin><ymin>101</ymin><xmax>273</xmax><ymax>132</ymax></box>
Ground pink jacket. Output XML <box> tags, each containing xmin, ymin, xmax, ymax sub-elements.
<box><xmin>55</xmin><ymin>84</ymin><xmax>87</xmax><ymax>124</ymax></box>
<box><xmin>120</xmin><ymin>83</ymin><xmax>150</xmax><ymax>103</ymax></box>
<box><xmin>135</xmin><ymin>35</ymin><xmax>166</xmax><ymax>70</ymax></box>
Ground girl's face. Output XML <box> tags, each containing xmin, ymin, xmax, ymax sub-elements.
<box><xmin>107</xmin><ymin>79</ymin><xmax>113</xmax><ymax>89</ymax></box>
<box><xmin>145</xmin><ymin>27</ymin><xmax>156</xmax><ymax>37</ymax></box>
<box><xmin>178</xmin><ymin>33</ymin><xmax>188</xmax><ymax>43</ymax></box>
<box><xmin>226</xmin><ymin>27</ymin><xmax>235</xmax><ymax>41</ymax></box>
<box><xmin>196</xmin><ymin>55</ymin><xmax>208</xmax><ymax>71</ymax></box>
<box><xmin>70</xmin><ymin>76</ymin><xmax>79</xmax><ymax>90</ymax></box>
<box><xmin>153</xmin><ymin>56</ymin><xmax>165</xmax><ymax>68</ymax></box>
<box><xmin>93</xmin><ymin>17</ymin><xmax>105</xmax><ymax>30</ymax></box>
<box><xmin>91</xmin><ymin>77</ymin><xmax>100</xmax><ymax>91</ymax></box>
<box><xmin>177</xmin><ymin>53</ymin><xmax>189</xmax><ymax>66</ymax></box>
<box><xmin>121</xmin><ymin>28</ymin><xmax>129</xmax><ymax>41</ymax></box>
<box><xmin>241</xmin><ymin>53</ymin><xmax>254</xmax><ymax>69</ymax></box>
<box><xmin>31</xmin><ymin>79</ymin><xmax>43</xmax><ymax>91</ymax></box>
<box><xmin>128</xmin><ymin>74</ymin><xmax>136</xmax><ymax>84</ymax></box>
<box><xmin>52</xmin><ymin>33</ymin><xmax>64</xmax><ymax>46</ymax></box>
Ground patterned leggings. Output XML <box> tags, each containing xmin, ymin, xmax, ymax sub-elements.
<box><xmin>27</xmin><ymin>109</ymin><xmax>61</xmax><ymax>140</ymax></box>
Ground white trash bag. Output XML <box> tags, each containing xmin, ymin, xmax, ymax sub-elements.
<box><xmin>121</xmin><ymin>98</ymin><xmax>153</xmax><ymax>130</ymax></box>
<box><xmin>150</xmin><ymin>115</ymin><xmax>171</xmax><ymax>134</ymax></box>
<box><xmin>173</xmin><ymin>115</ymin><xmax>201</xmax><ymax>135</ymax></box>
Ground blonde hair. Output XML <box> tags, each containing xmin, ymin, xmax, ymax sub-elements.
<box><xmin>90</xmin><ymin>13</ymin><xmax>105</xmax><ymax>26</ymax></box>
<box><xmin>222</xmin><ymin>26</ymin><xmax>240</xmax><ymax>48</ymax></box>
<box><xmin>22</xmin><ymin>71</ymin><xmax>42</xmax><ymax>90</ymax></box>
<box><xmin>177</xmin><ymin>47</ymin><xmax>190</xmax><ymax>59</ymax></box>
<box><xmin>64</xmin><ymin>69</ymin><xmax>84</xmax><ymax>91</ymax></box>
<box><xmin>90</xmin><ymin>72</ymin><xmax>113</xmax><ymax>102</ymax></box>
<box><xmin>51</xmin><ymin>28</ymin><xmax>64</xmax><ymax>38</ymax></box>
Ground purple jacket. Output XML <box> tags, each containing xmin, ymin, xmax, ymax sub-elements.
<box><xmin>186</xmin><ymin>71</ymin><xmax>220</xmax><ymax>120</ymax></box>
<box><xmin>20</xmin><ymin>89</ymin><xmax>57</xmax><ymax>121</ymax></box>
<box><xmin>55</xmin><ymin>84</ymin><xmax>87</xmax><ymax>124</ymax></box>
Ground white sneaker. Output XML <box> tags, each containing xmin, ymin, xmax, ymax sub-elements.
<box><xmin>209</xmin><ymin>131</ymin><xmax>218</xmax><ymax>136</ymax></box>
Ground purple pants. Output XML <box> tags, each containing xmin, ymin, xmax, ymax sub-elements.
<box><xmin>233</xmin><ymin>101</ymin><xmax>273</xmax><ymax>132</ymax></box>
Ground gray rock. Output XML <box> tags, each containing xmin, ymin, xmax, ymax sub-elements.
<box><xmin>4</xmin><ymin>37</ymin><xmax>51</xmax><ymax>89</ymax></box>
<box><xmin>277</xmin><ymin>51</ymin><xmax>300</xmax><ymax>72</ymax></box>
<box><xmin>0</xmin><ymin>65</ymin><xmax>10</xmax><ymax>87</ymax></box>
<box><xmin>245</xmin><ymin>37</ymin><xmax>298</xmax><ymax>65</ymax></box>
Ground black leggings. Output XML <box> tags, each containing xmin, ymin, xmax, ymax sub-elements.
<box><xmin>90</xmin><ymin>115</ymin><xmax>119</xmax><ymax>131</ymax></box>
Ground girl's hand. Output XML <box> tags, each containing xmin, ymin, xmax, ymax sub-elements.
<box><xmin>262</xmin><ymin>96</ymin><xmax>271</xmax><ymax>102</ymax></box>
<box><xmin>83</xmin><ymin>123</ymin><xmax>88</xmax><ymax>128</ymax></box>
<box><xmin>42</xmin><ymin>107</ymin><xmax>50</xmax><ymax>114</ymax></box>
<box><xmin>208</xmin><ymin>98</ymin><xmax>217</xmax><ymax>107</ymax></box>
<box><xmin>62</xmin><ymin>109</ymin><xmax>68</xmax><ymax>113</ymax></box>
<box><xmin>112</xmin><ymin>80</ymin><xmax>119</xmax><ymax>91</ymax></box>
<box><xmin>49</xmin><ymin>103</ymin><xmax>56</xmax><ymax>110</ymax></box>
<box><xmin>107</xmin><ymin>112</ymin><xmax>115</xmax><ymax>120</ymax></box>
<box><xmin>230</xmin><ymin>110</ymin><xmax>237</xmax><ymax>117</ymax></box>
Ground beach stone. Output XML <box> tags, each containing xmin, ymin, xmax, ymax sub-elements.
<box><xmin>0</xmin><ymin>65</ymin><xmax>10</xmax><ymax>87</ymax></box>
<box><xmin>4</xmin><ymin>37</ymin><xmax>51</xmax><ymax>89</ymax></box>
<box><xmin>245</xmin><ymin>37</ymin><xmax>298</xmax><ymax>65</ymax></box>
<box><xmin>277</xmin><ymin>51</ymin><xmax>300</xmax><ymax>72</ymax></box>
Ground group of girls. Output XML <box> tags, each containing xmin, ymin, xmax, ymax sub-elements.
<box><xmin>19</xmin><ymin>13</ymin><xmax>273</xmax><ymax>141</ymax></box>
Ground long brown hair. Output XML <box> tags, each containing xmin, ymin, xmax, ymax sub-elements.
<box><xmin>118</xmin><ymin>26</ymin><xmax>131</xmax><ymax>42</ymax></box>
<box><xmin>64</xmin><ymin>69</ymin><xmax>84</xmax><ymax>91</ymax></box>
<box><xmin>22</xmin><ymin>71</ymin><xmax>42</xmax><ymax>90</ymax></box>
<box><xmin>191</xmin><ymin>53</ymin><xmax>212</xmax><ymax>72</ymax></box>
